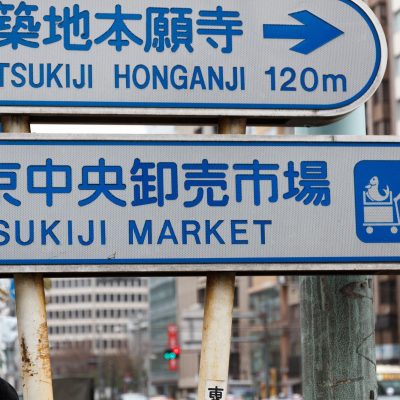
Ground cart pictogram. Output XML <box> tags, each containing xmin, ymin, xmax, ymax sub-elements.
<box><xmin>363</xmin><ymin>188</ymin><xmax>400</xmax><ymax>234</ymax></box>
<box><xmin>354</xmin><ymin>161</ymin><xmax>400</xmax><ymax>243</ymax></box>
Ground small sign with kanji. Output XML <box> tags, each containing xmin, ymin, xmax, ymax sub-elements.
<box><xmin>206</xmin><ymin>381</ymin><xmax>226</xmax><ymax>400</ymax></box>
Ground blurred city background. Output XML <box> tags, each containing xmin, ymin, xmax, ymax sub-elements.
<box><xmin>1</xmin><ymin>275</ymin><xmax>400</xmax><ymax>400</ymax></box>
<box><xmin>1</xmin><ymin>0</ymin><xmax>400</xmax><ymax>397</ymax></box>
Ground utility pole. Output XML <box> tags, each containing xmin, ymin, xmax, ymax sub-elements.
<box><xmin>296</xmin><ymin>109</ymin><xmax>377</xmax><ymax>400</ymax></box>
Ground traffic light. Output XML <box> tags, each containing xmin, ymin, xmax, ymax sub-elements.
<box><xmin>163</xmin><ymin>346</ymin><xmax>180</xmax><ymax>360</ymax></box>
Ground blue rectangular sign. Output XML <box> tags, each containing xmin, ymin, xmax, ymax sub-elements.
<box><xmin>0</xmin><ymin>135</ymin><xmax>398</xmax><ymax>273</ymax></box>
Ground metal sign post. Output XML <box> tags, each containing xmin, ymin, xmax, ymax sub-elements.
<box><xmin>197</xmin><ymin>273</ymin><xmax>235</xmax><ymax>400</ymax></box>
<box><xmin>2</xmin><ymin>116</ymin><xmax>54</xmax><ymax>400</ymax></box>
<box><xmin>197</xmin><ymin>117</ymin><xmax>245</xmax><ymax>400</ymax></box>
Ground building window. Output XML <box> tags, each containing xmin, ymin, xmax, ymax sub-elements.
<box><xmin>197</xmin><ymin>288</ymin><xmax>206</xmax><ymax>305</ymax></box>
<box><xmin>235</xmin><ymin>287</ymin><xmax>240</xmax><ymax>307</ymax></box>
<box><xmin>373</xmin><ymin>119</ymin><xmax>391</xmax><ymax>135</ymax></box>
<box><xmin>373</xmin><ymin>81</ymin><xmax>390</xmax><ymax>105</ymax></box>
<box><xmin>374</xmin><ymin>3</ymin><xmax>387</xmax><ymax>24</ymax></box>
<box><xmin>380</xmin><ymin>280</ymin><xmax>397</xmax><ymax>304</ymax></box>
<box><xmin>382</xmin><ymin>80</ymin><xmax>390</xmax><ymax>102</ymax></box>
<box><xmin>229</xmin><ymin>353</ymin><xmax>240</xmax><ymax>379</ymax></box>
<box><xmin>232</xmin><ymin>319</ymin><xmax>240</xmax><ymax>337</ymax></box>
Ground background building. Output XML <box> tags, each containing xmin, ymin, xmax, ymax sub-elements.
<box><xmin>374</xmin><ymin>276</ymin><xmax>400</xmax><ymax>363</ymax></box>
<box><xmin>148</xmin><ymin>277</ymin><xmax>179</xmax><ymax>397</ymax></box>
<box><xmin>46</xmin><ymin>277</ymin><xmax>148</xmax><ymax>395</ymax></box>
<box><xmin>149</xmin><ymin>276</ymin><xmax>253</xmax><ymax>399</ymax></box>
<box><xmin>128</xmin><ymin>315</ymin><xmax>150</xmax><ymax>395</ymax></box>
<box><xmin>248</xmin><ymin>276</ymin><xmax>301</xmax><ymax>399</ymax></box>
<box><xmin>367</xmin><ymin>0</ymin><xmax>392</xmax><ymax>134</ymax></box>
<box><xmin>0</xmin><ymin>280</ymin><xmax>19</xmax><ymax>392</ymax></box>
<box><xmin>390</xmin><ymin>0</ymin><xmax>400</xmax><ymax>133</ymax></box>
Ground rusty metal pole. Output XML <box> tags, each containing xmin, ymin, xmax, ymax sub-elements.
<box><xmin>2</xmin><ymin>115</ymin><xmax>54</xmax><ymax>400</ymax></box>
<box><xmin>197</xmin><ymin>118</ymin><xmax>246</xmax><ymax>400</ymax></box>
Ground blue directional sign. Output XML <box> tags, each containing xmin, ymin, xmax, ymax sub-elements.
<box><xmin>0</xmin><ymin>0</ymin><xmax>387</xmax><ymax>121</ymax></box>
<box><xmin>0</xmin><ymin>135</ymin><xmax>398</xmax><ymax>274</ymax></box>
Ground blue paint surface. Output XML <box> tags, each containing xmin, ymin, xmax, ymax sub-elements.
<box><xmin>263</xmin><ymin>10</ymin><xmax>344</xmax><ymax>55</ymax></box>
<box><xmin>355</xmin><ymin>161</ymin><xmax>400</xmax><ymax>243</ymax></box>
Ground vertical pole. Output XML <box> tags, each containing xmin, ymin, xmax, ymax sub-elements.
<box><xmin>197</xmin><ymin>117</ymin><xmax>246</xmax><ymax>400</ymax></box>
<box><xmin>2</xmin><ymin>116</ymin><xmax>54</xmax><ymax>400</ymax></box>
<box><xmin>296</xmin><ymin>108</ymin><xmax>377</xmax><ymax>400</ymax></box>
